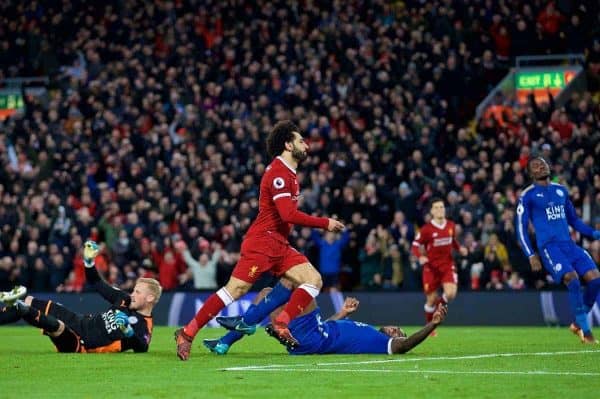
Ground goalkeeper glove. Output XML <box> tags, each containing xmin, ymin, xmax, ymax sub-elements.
<box><xmin>83</xmin><ymin>240</ymin><xmax>99</xmax><ymax>268</ymax></box>
<box><xmin>593</xmin><ymin>230</ymin><xmax>600</xmax><ymax>240</ymax></box>
<box><xmin>114</xmin><ymin>310</ymin><xmax>134</xmax><ymax>338</ymax></box>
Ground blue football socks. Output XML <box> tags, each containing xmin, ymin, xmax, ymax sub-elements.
<box><xmin>583</xmin><ymin>277</ymin><xmax>600</xmax><ymax>311</ymax></box>
<box><xmin>220</xmin><ymin>282</ymin><xmax>293</xmax><ymax>347</ymax></box>
<box><xmin>567</xmin><ymin>279</ymin><xmax>591</xmax><ymax>334</ymax></box>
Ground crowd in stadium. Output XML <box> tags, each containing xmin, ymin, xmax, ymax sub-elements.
<box><xmin>0</xmin><ymin>0</ymin><xmax>599</xmax><ymax>294</ymax></box>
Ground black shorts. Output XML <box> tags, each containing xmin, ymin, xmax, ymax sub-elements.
<box><xmin>31</xmin><ymin>298</ymin><xmax>84</xmax><ymax>336</ymax></box>
<box><xmin>45</xmin><ymin>327</ymin><xmax>85</xmax><ymax>353</ymax></box>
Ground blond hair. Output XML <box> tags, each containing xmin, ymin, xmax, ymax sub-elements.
<box><xmin>137</xmin><ymin>277</ymin><xmax>162</xmax><ymax>305</ymax></box>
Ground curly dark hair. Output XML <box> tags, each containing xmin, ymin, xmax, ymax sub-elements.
<box><xmin>266</xmin><ymin>120</ymin><xmax>300</xmax><ymax>158</ymax></box>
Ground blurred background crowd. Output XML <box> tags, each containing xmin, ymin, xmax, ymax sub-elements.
<box><xmin>0</xmin><ymin>0</ymin><xmax>599</xmax><ymax>293</ymax></box>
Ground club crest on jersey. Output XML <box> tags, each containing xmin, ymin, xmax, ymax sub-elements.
<box><xmin>128</xmin><ymin>316</ymin><xmax>138</xmax><ymax>325</ymax></box>
<box><xmin>248</xmin><ymin>265</ymin><xmax>259</xmax><ymax>278</ymax></box>
<box><xmin>273</xmin><ymin>177</ymin><xmax>285</xmax><ymax>189</ymax></box>
<box><xmin>556</xmin><ymin>189</ymin><xmax>563</xmax><ymax>197</ymax></box>
<box><xmin>555</xmin><ymin>263</ymin><xmax>562</xmax><ymax>272</ymax></box>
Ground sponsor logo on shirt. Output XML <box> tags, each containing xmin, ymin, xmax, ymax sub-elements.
<box><xmin>433</xmin><ymin>237</ymin><xmax>453</xmax><ymax>246</ymax></box>
<box><xmin>545</xmin><ymin>205</ymin><xmax>565</xmax><ymax>221</ymax></box>
<box><xmin>102</xmin><ymin>310</ymin><xmax>120</xmax><ymax>334</ymax></box>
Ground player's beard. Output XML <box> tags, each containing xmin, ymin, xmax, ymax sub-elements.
<box><xmin>535</xmin><ymin>174</ymin><xmax>550</xmax><ymax>181</ymax></box>
<box><xmin>291</xmin><ymin>146</ymin><xmax>308</xmax><ymax>163</ymax></box>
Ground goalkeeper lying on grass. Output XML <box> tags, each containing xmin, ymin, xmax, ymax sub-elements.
<box><xmin>0</xmin><ymin>241</ymin><xmax>162</xmax><ymax>353</ymax></box>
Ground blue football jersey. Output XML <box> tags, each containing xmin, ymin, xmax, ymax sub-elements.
<box><xmin>516</xmin><ymin>182</ymin><xmax>594</xmax><ymax>257</ymax></box>
<box><xmin>288</xmin><ymin>308</ymin><xmax>391</xmax><ymax>355</ymax></box>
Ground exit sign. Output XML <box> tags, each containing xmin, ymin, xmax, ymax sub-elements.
<box><xmin>0</xmin><ymin>91</ymin><xmax>25</xmax><ymax>120</ymax></box>
<box><xmin>515</xmin><ymin>70</ymin><xmax>576</xmax><ymax>90</ymax></box>
<box><xmin>0</xmin><ymin>92</ymin><xmax>24</xmax><ymax>110</ymax></box>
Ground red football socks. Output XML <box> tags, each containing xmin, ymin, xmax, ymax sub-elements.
<box><xmin>425</xmin><ymin>310</ymin><xmax>434</xmax><ymax>323</ymax></box>
<box><xmin>275</xmin><ymin>287</ymin><xmax>314</xmax><ymax>325</ymax></box>
<box><xmin>183</xmin><ymin>294</ymin><xmax>225</xmax><ymax>338</ymax></box>
<box><xmin>424</xmin><ymin>303</ymin><xmax>436</xmax><ymax>324</ymax></box>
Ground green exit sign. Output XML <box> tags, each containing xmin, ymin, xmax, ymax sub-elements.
<box><xmin>0</xmin><ymin>92</ymin><xmax>24</xmax><ymax>110</ymax></box>
<box><xmin>515</xmin><ymin>70</ymin><xmax>576</xmax><ymax>90</ymax></box>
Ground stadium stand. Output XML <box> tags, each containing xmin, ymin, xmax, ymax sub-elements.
<box><xmin>0</xmin><ymin>0</ymin><xmax>599</xmax><ymax>293</ymax></box>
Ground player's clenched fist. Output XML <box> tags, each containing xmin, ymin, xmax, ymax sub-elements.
<box><xmin>326</xmin><ymin>218</ymin><xmax>345</xmax><ymax>232</ymax></box>
<box><xmin>341</xmin><ymin>297</ymin><xmax>359</xmax><ymax>315</ymax></box>
<box><xmin>432</xmin><ymin>303</ymin><xmax>447</xmax><ymax>325</ymax></box>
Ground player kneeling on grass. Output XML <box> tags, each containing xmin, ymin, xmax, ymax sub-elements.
<box><xmin>0</xmin><ymin>241</ymin><xmax>161</xmax><ymax>353</ymax></box>
<box><xmin>206</xmin><ymin>284</ymin><xmax>446</xmax><ymax>355</ymax></box>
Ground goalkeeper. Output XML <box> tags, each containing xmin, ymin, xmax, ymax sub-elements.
<box><xmin>0</xmin><ymin>241</ymin><xmax>162</xmax><ymax>353</ymax></box>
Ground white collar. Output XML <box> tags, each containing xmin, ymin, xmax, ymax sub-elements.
<box><xmin>431</xmin><ymin>219</ymin><xmax>447</xmax><ymax>229</ymax></box>
<box><xmin>276</xmin><ymin>156</ymin><xmax>297</xmax><ymax>174</ymax></box>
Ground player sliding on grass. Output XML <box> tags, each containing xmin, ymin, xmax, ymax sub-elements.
<box><xmin>0</xmin><ymin>241</ymin><xmax>162</xmax><ymax>353</ymax></box>
<box><xmin>206</xmin><ymin>284</ymin><xmax>447</xmax><ymax>355</ymax></box>
<box><xmin>517</xmin><ymin>157</ymin><xmax>600</xmax><ymax>344</ymax></box>
<box><xmin>175</xmin><ymin>120</ymin><xmax>344</xmax><ymax>360</ymax></box>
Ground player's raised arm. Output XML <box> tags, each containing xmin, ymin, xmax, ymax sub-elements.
<box><xmin>326</xmin><ymin>297</ymin><xmax>359</xmax><ymax>321</ymax></box>
<box><xmin>83</xmin><ymin>241</ymin><xmax>131</xmax><ymax>307</ymax></box>
<box><xmin>390</xmin><ymin>303</ymin><xmax>447</xmax><ymax>354</ymax></box>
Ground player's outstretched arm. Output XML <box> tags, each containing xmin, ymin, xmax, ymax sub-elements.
<box><xmin>326</xmin><ymin>297</ymin><xmax>359</xmax><ymax>321</ymax></box>
<box><xmin>83</xmin><ymin>241</ymin><xmax>131</xmax><ymax>307</ymax></box>
<box><xmin>390</xmin><ymin>304</ymin><xmax>447</xmax><ymax>354</ymax></box>
<box><xmin>564</xmin><ymin>197</ymin><xmax>596</xmax><ymax>238</ymax></box>
<box><xmin>274</xmin><ymin>195</ymin><xmax>344</xmax><ymax>231</ymax></box>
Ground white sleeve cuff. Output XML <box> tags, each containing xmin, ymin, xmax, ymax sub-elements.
<box><xmin>273</xmin><ymin>193</ymin><xmax>292</xmax><ymax>200</ymax></box>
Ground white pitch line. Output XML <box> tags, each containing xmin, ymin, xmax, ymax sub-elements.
<box><xmin>222</xmin><ymin>349</ymin><xmax>600</xmax><ymax>371</ymax></box>
<box><xmin>224</xmin><ymin>368</ymin><xmax>600</xmax><ymax>377</ymax></box>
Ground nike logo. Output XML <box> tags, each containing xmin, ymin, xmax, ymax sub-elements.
<box><xmin>536</xmin><ymin>193</ymin><xmax>544</xmax><ymax>197</ymax></box>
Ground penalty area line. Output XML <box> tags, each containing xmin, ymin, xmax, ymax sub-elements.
<box><xmin>222</xmin><ymin>349</ymin><xmax>600</xmax><ymax>371</ymax></box>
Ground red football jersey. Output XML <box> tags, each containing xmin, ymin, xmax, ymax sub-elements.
<box><xmin>245</xmin><ymin>156</ymin><xmax>328</xmax><ymax>242</ymax></box>
<box><xmin>411</xmin><ymin>219</ymin><xmax>459</xmax><ymax>269</ymax></box>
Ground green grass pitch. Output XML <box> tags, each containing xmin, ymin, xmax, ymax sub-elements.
<box><xmin>0</xmin><ymin>326</ymin><xmax>599</xmax><ymax>398</ymax></box>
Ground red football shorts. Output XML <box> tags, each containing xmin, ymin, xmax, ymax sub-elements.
<box><xmin>422</xmin><ymin>264</ymin><xmax>458</xmax><ymax>294</ymax></box>
<box><xmin>231</xmin><ymin>236</ymin><xmax>309</xmax><ymax>284</ymax></box>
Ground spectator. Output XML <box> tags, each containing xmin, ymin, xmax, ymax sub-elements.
<box><xmin>310</xmin><ymin>229</ymin><xmax>350</xmax><ymax>292</ymax></box>
<box><xmin>0</xmin><ymin>0</ymin><xmax>598</xmax><ymax>293</ymax></box>
<box><xmin>177</xmin><ymin>241</ymin><xmax>221</xmax><ymax>290</ymax></box>
<box><xmin>358</xmin><ymin>231</ymin><xmax>384</xmax><ymax>290</ymax></box>
<box><xmin>486</xmin><ymin>270</ymin><xmax>508</xmax><ymax>291</ymax></box>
